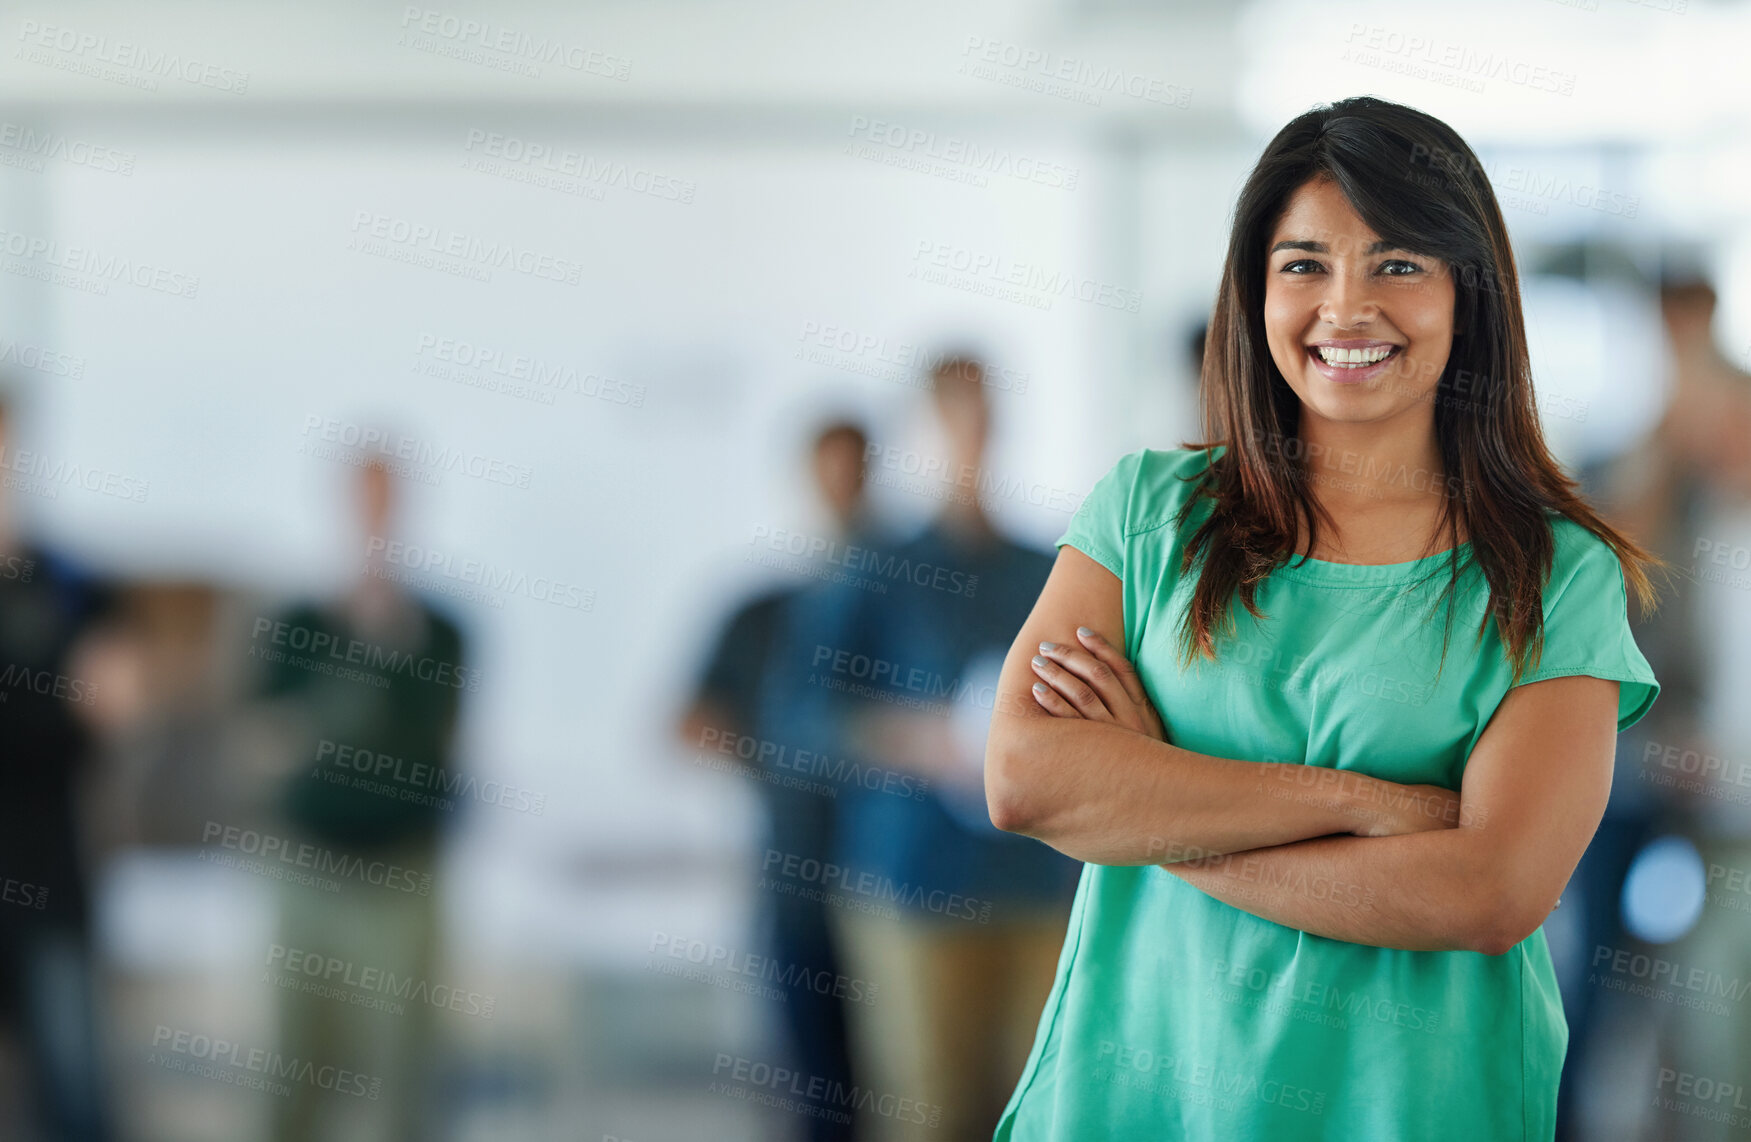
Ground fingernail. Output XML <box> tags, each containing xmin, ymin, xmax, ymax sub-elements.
<box><xmin>1039</xmin><ymin>641</ymin><xmax>1058</xmax><ymax>652</ymax></box>
<box><xmin>1031</xmin><ymin>655</ymin><xmax>1048</xmax><ymax>668</ymax></box>
<box><xmin>1077</xmin><ymin>627</ymin><xmax>1095</xmax><ymax>638</ymax></box>
<box><xmin>1033</xmin><ymin>683</ymin><xmax>1048</xmax><ymax>694</ymax></box>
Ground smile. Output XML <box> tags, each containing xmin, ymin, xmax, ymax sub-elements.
<box><xmin>1304</xmin><ymin>341</ymin><xmax>1403</xmax><ymax>383</ymax></box>
<box><xmin>1310</xmin><ymin>344</ymin><xmax>1401</xmax><ymax>367</ymax></box>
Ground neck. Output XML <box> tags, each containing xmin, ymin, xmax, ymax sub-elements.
<box><xmin>1670</xmin><ymin>332</ymin><xmax>1720</xmax><ymax>373</ymax></box>
<box><xmin>939</xmin><ymin>447</ymin><xmax>994</xmax><ymax>538</ymax></box>
<box><xmin>1295</xmin><ymin>409</ymin><xmax>1446</xmax><ymax>512</ymax></box>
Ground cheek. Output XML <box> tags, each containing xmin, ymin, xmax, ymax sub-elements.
<box><xmin>1404</xmin><ymin>283</ymin><xmax>1457</xmax><ymax>349</ymax></box>
<box><xmin>1262</xmin><ymin>291</ymin><xmax>1301</xmax><ymax>350</ymax></box>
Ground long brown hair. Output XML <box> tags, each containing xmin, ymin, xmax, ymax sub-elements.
<box><xmin>1175</xmin><ymin>95</ymin><xmax>1661</xmax><ymax>684</ymax></box>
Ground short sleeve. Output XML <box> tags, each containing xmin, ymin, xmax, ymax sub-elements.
<box><xmin>1054</xmin><ymin>448</ymin><xmax>1146</xmax><ymax>579</ymax></box>
<box><xmin>1516</xmin><ymin>522</ymin><xmax>1661</xmax><ymax>733</ymax></box>
<box><xmin>695</xmin><ymin>598</ymin><xmax>771</xmax><ymax>718</ymax></box>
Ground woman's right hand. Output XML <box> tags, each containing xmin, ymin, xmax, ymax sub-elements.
<box><xmin>1029</xmin><ymin>625</ymin><xmax>1166</xmax><ymax>742</ymax></box>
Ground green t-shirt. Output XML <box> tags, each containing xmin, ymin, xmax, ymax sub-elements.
<box><xmin>995</xmin><ymin>445</ymin><xmax>1660</xmax><ymax>1142</ymax></box>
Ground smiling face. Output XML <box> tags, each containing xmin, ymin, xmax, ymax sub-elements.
<box><xmin>1263</xmin><ymin>176</ymin><xmax>1455</xmax><ymax>431</ymax></box>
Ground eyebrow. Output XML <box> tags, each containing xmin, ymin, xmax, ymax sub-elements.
<box><xmin>1270</xmin><ymin>239</ymin><xmax>1401</xmax><ymax>255</ymax></box>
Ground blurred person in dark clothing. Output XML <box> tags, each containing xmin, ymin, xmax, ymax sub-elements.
<box><xmin>1614</xmin><ymin>276</ymin><xmax>1751</xmax><ymax>1141</ymax></box>
<box><xmin>253</xmin><ymin>456</ymin><xmax>469</xmax><ymax>1142</ymax></box>
<box><xmin>0</xmin><ymin>395</ymin><xmax>116</xmax><ymax>1142</ymax></box>
<box><xmin>677</xmin><ymin>418</ymin><xmax>877</xmax><ymax>1142</ymax></box>
<box><xmin>774</xmin><ymin>358</ymin><xmax>1080</xmax><ymax>1142</ymax></box>
<box><xmin>1556</xmin><ymin>277</ymin><xmax>1726</xmax><ymax>1139</ymax></box>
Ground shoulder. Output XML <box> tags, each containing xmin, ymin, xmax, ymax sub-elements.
<box><xmin>1541</xmin><ymin>512</ymin><xmax>1628</xmax><ymax>608</ymax></box>
<box><xmin>274</xmin><ymin>600</ymin><xmax>330</xmax><ymax>630</ymax></box>
<box><xmin>996</xmin><ymin>533</ymin><xmax>1055</xmax><ymax>580</ymax></box>
<box><xmin>1082</xmin><ymin>444</ymin><xmax>1221</xmax><ymax>538</ymax></box>
<box><xmin>417</xmin><ymin>597</ymin><xmax>469</xmax><ymax>650</ymax></box>
<box><xmin>733</xmin><ymin>585</ymin><xmax>797</xmax><ymax>627</ymax></box>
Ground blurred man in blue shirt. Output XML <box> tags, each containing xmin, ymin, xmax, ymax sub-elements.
<box><xmin>769</xmin><ymin>357</ymin><xmax>1079</xmax><ymax>1142</ymax></box>
<box><xmin>679</xmin><ymin>419</ymin><xmax>878</xmax><ymax>1142</ymax></box>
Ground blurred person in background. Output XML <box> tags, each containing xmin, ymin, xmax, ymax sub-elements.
<box><xmin>1186</xmin><ymin>321</ymin><xmax>1208</xmax><ymax>388</ymax></box>
<box><xmin>0</xmin><ymin>394</ymin><xmax>116</xmax><ymax>1141</ymax></box>
<box><xmin>250</xmin><ymin>456</ymin><xmax>468</xmax><ymax>1142</ymax></box>
<box><xmin>1560</xmin><ymin>274</ymin><xmax>1727</xmax><ymax>1138</ymax></box>
<box><xmin>676</xmin><ymin>418</ymin><xmax>879</xmax><ymax>1142</ymax></box>
<box><xmin>1631</xmin><ymin>276</ymin><xmax>1751</xmax><ymax>1140</ymax></box>
<box><xmin>775</xmin><ymin>357</ymin><xmax>1080</xmax><ymax>1142</ymax></box>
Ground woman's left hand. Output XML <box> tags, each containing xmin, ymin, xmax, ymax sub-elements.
<box><xmin>1030</xmin><ymin>626</ymin><xmax>1165</xmax><ymax>742</ymax></box>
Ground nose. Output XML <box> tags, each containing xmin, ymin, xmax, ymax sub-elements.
<box><xmin>1316</xmin><ymin>268</ymin><xmax>1379</xmax><ymax>330</ymax></box>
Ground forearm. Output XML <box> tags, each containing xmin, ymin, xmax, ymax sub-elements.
<box><xmin>985</xmin><ymin>713</ymin><xmax>1440</xmax><ymax>866</ymax></box>
<box><xmin>1164</xmin><ymin>829</ymin><xmax>1509</xmax><ymax>953</ymax></box>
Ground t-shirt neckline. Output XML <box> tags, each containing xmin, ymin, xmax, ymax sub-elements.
<box><xmin>1272</xmin><ymin>540</ymin><xmax>1475</xmax><ymax>586</ymax></box>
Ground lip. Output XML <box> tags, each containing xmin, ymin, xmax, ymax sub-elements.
<box><xmin>1305</xmin><ymin>341</ymin><xmax>1404</xmax><ymax>384</ymax></box>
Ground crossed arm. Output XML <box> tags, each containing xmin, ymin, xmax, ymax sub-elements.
<box><xmin>983</xmin><ymin>546</ymin><xmax>1619</xmax><ymax>956</ymax></box>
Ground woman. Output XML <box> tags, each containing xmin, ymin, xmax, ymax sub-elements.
<box><xmin>984</xmin><ymin>96</ymin><xmax>1662</xmax><ymax>1141</ymax></box>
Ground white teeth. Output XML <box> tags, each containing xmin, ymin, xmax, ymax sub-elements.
<box><xmin>1315</xmin><ymin>345</ymin><xmax>1395</xmax><ymax>367</ymax></box>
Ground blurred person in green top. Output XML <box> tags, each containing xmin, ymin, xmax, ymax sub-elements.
<box><xmin>252</xmin><ymin>454</ymin><xmax>470</xmax><ymax>1142</ymax></box>
<box><xmin>984</xmin><ymin>96</ymin><xmax>1661</xmax><ymax>1141</ymax></box>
